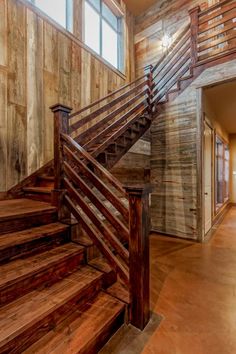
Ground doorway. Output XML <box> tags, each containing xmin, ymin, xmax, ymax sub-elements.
<box><xmin>204</xmin><ymin>120</ymin><xmax>213</xmax><ymax>235</ymax></box>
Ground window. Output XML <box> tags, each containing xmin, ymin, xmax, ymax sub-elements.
<box><xmin>215</xmin><ymin>136</ymin><xmax>229</xmax><ymax>211</ymax></box>
<box><xmin>84</xmin><ymin>0</ymin><xmax>123</xmax><ymax>70</ymax></box>
<box><xmin>28</xmin><ymin>0</ymin><xmax>72</xmax><ymax>31</ymax></box>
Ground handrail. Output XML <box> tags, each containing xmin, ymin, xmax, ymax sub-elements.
<box><xmin>61</xmin><ymin>133</ymin><xmax>126</xmax><ymax>198</ymax></box>
<box><xmin>199</xmin><ymin>0</ymin><xmax>233</xmax><ymax>17</ymax></box>
<box><xmin>69</xmin><ymin>74</ymin><xmax>148</xmax><ymax>119</ymax></box>
<box><xmin>151</xmin><ymin>24</ymin><xmax>190</xmax><ymax>73</ymax></box>
<box><xmin>70</xmin><ymin>79</ymin><xmax>148</xmax><ymax>133</ymax></box>
<box><xmin>74</xmin><ymin>89</ymin><xmax>149</xmax><ymax>144</ymax></box>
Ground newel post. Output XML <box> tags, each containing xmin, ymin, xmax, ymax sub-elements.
<box><xmin>125</xmin><ymin>184</ymin><xmax>152</xmax><ymax>330</ymax></box>
<box><xmin>50</xmin><ymin>104</ymin><xmax>72</xmax><ymax>211</ymax></box>
<box><xmin>189</xmin><ymin>6</ymin><xmax>200</xmax><ymax>66</ymax></box>
<box><xmin>146</xmin><ymin>65</ymin><xmax>154</xmax><ymax>115</ymax></box>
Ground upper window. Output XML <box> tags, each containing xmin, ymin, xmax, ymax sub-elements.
<box><xmin>84</xmin><ymin>0</ymin><xmax>123</xmax><ymax>71</ymax></box>
<box><xmin>28</xmin><ymin>0</ymin><xmax>72</xmax><ymax>31</ymax></box>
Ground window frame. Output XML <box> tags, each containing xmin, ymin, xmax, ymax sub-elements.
<box><xmin>28</xmin><ymin>0</ymin><xmax>73</xmax><ymax>31</ymax></box>
<box><xmin>84</xmin><ymin>0</ymin><xmax>124</xmax><ymax>71</ymax></box>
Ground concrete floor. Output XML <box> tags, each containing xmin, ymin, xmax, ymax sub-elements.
<box><xmin>101</xmin><ymin>206</ymin><xmax>236</xmax><ymax>354</ymax></box>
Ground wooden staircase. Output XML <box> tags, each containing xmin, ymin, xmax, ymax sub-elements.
<box><xmin>0</xmin><ymin>198</ymin><xmax>127</xmax><ymax>354</ymax></box>
<box><xmin>1</xmin><ymin>1</ymin><xmax>236</xmax><ymax>352</ymax></box>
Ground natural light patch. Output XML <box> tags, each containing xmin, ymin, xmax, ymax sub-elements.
<box><xmin>35</xmin><ymin>0</ymin><xmax>67</xmax><ymax>28</ymax></box>
<box><xmin>85</xmin><ymin>2</ymin><xmax>100</xmax><ymax>54</ymax></box>
<box><xmin>102</xmin><ymin>20</ymin><xmax>118</xmax><ymax>68</ymax></box>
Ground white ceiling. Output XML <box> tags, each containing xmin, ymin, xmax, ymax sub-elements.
<box><xmin>204</xmin><ymin>80</ymin><xmax>236</xmax><ymax>134</ymax></box>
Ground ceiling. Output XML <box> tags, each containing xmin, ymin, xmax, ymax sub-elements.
<box><xmin>204</xmin><ymin>80</ymin><xmax>236</xmax><ymax>134</ymax></box>
<box><xmin>123</xmin><ymin>0</ymin><xmax>157</xmax><ymax>16</ymax></box>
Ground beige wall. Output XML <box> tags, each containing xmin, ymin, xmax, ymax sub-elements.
<box><xmin>0</xmin><ymin>0</ymin><xmax>135</xmax><ymax>192</ymax></box>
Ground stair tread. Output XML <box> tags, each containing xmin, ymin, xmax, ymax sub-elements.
<box><xmin>23</xmin><ymin>187</ymin><xmax>52</xmax><ymax>194</ymax></box>
<box><xmin>23</xmin><ymin>292</ymin><xmax>125</xmax><ymax>354</ymax></box>
<box><xmin>0</xmin><ymin>222</ymin><xmax>69</xmax><ymax>252</ymax></box>
<box><xmin>38</xmin><ymin>175</ymin><xmax>54</xmax><ymax>181</ymax></box>
<box><xmin>0</xmin><ymin>243</ymin><xmax>84</xmax><ymax>290</ymax></box>
<box><xmin>0</xmin><ymin>266</ymin><xmax>103</xmax><ymax>349</ymax></box>
<box><xmin>106</xmin><ymin>281</ymin><xmax>130</xmax><ymax>304</ymax></box>
<box><xmin>0</xmin><ymin>199</ymin><xmax>56</xmax><ymax>222</ymax></box>
<box><xmin>89</xmin><ymin>256</ymin><xmax>113</xmax><ymax>274</ymax></box>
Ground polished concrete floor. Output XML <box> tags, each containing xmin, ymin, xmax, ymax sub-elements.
<box><xmin>101</xmin><ymin>206</ymin><xmax>236</xmax><ymax>354</ymax></box>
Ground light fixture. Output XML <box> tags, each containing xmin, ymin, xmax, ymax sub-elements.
<box><xmin>162</xmin><ymin>34</ymin><xmax>172</xmax><ymax>49</ymax></box>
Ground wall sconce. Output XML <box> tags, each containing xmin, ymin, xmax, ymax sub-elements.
<box><xmin>162</xmin><ymin>34</ymin><xmax>172</xmax><ymax>49</ymax></box>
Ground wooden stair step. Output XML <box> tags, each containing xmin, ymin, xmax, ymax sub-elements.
<box><xmin>37</xmin><ymin>175</ymin><xmax>55</xmax><ymax>187</ymax></box>
<box><xmin>0</xmin><ymin>243</ymin><xmax>85</xmax><ymax>307</ymax></box>
<box><xmin>0</xmin><ymin>266</ymin><xmax>103</xmax><ymax>354</ymax></box>
<box><xmin>23</xmin><ymin>292</ymin><xmax>125</xmax><ymax>354</ymax></box>
<box><xmin>89</xmin><ymin>257</ymin><xmax>117</xmax><ymax>288</ymax></box>
<box><xmin>106</xmin><ymin>281</ymin><xmax>130</xmax><ymax>305</ymax></box>
<box><xmin>23</xmin><ymin>187</ymin><xmax>52</xmax><ymax>202</ymax></box>
<box><xmin>0</xmin><ymin>222</ymin><xmax>70</xmax><ymax>263</ymax></box>
<box><xmin>0</xmin><ymin>199</ymin><xmax>57</xmax><ymax>235</ymax></box>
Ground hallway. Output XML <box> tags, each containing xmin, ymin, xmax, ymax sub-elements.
<box><xmin>101</xmin><ymin>207</ymin><xmax>236</xmax><ymax>354</ymax></box>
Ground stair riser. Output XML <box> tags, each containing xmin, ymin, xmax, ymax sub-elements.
<box><xmin>0</xmin><ymin>211</ymin><xmax>58</xmax><ymax>236</ymax></box>
<box><xmin>0</xmin><ymin>252</ymin><xmax>85</xmax><ymax>307</ymax></box>
<box><xmin>0</xmin><ymin>278</ymin><xmax>103</xmax><ymax>354</ymax></box>
<box><xmin>37</xmin><ymin>179</ymin><xmax>54</xmax><ymax>188</ymax></box>
<box><xmin>81</xmin><ymin>310</ymin><xmax>125</xmax><ymax>354</ymax></box>
<box><xmin>24</xmin><ymin>193</ymin><xmax>52</xmax><ymax>203</ymax></box>
<box><xmin>0</xmin><ymin>230</ymin><xmax>70</xmax><ymax>264</ymax></box>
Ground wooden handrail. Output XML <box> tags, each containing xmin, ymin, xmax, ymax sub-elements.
<box><xmin>84</xmin><ymin>101</ymin><xmax>148</xmax><ymax>150</ymax></box>
<box><xmin>62</xmin><ymin>140</ymin><xmax>129</xmax><ymax>223</ymax></box>
<box><xmin>69</xmin><ymin>74</ymin><xmax>148</xmax><ymax>119</ymax></box>
<box><xmin>64</xmin><ymin>195</ymin><xmax>129</xmax><ymax>285</ymax></box>
<box><xmin>199</xmin><ymin>1</ymin><xmax>236</xmax><ymax>25</ymax></box>
<box><xmin>63</xmin><ymin>160</ymin><xmax>130</xmax><ymax>242</ymax></box>
<box><xmin>199</xmin><ymin>0</ymin><xmax>233</xmax><ymax>17</ymax></box>
<box><xmin>61</xmin><ymin>134</ymin><xmax>126</xmax><ymax>197</ymax></box>
<box><xmin>151</xmin><ymin>24</ymin><xmax>190</xmax><ymax>73</ymax></box>
<box><xmin>90</xmin><ymin>108</ymin><xmax>148</xmax><ymax>158</ymax></box>
<box><xmin>75</xmin><ymin>89</ymin><xmax>149</xmax><ymax>144</ymax></box>
<box><xmin>64</xmin><ymin>176</ymin><xmax>129</xmax><ymax>264</ymax></box>
<box><xmin>70</xmin><ymin>80</ymin><xmax>148</xmax><ymax>133</ymax></box>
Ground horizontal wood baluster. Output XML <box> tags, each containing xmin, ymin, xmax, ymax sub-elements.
<box><xmin>63</xmin><ymin>177</ymin><xmax>129</xmax><ymax>264</ymax></box>
<box><xmin>91</xmin><ymin>109</ymin><xmax>149</xmax><ymax>158</ymax></box>
<box><xmin>75</xmin><ymin>89</ymin><xmax>148</xmax><ymax>145</ymax></box>
<box><xmin>70</xmin><ymin>80</ymin><xmax>148</xmax><ymax>133</ymax></box>
<box><xmin>153</xmin><ymin>54</ymin><xmax>190</xmax><ymax>98</ymax></box>
<box><xmin>69</xmin><ymin>74</ymin><xmax>147</xmax><ymax>120</ymax></box>
<box><xmin>151</xmin><ymin>24</ymin><xmax>190</xmax><ymax>73</ymax></box>
<box><xmin>153</xmin><ymin>35</ymin><xmax>191</xmax><ymax>82</ymax></box>
<box><xmin>198</xmin><ymin>31</ymin><xmax>236</xmax><ymax>52</ymax></box>
<box><xmin>63</xmin><ymin>162</ymin><xmax>129</xmax><ymax>242</ymax></box>
<box><xmin>199</xmin><ymin>1</ymin><xmax>236</xmax><ymax>25</ymax></box>
<box><xmin>64</xmin><ymin>195</ymin><xmax>129</xmax><ymax>285</ymax></box>
<box><xmin>198</xmin><ymin>21</ymin><xmax>236</xmax><ymax>43</ymax></box>
<box><xmin>199</xmin><ymin>0</ymin><xmax>233</xmax><ymax>17</ymax></box>
<box><xmin>199</xmin><ymin>10</ymin><xmax>236</xmax><ymax>33</ymax></box>
<box><xmin>198</xmin><ymin>42</ymin><xmax>236</xmax><ymax>61</ymax></box>
<box><xmin>62</xmin><ymin>141</ymin><xmax>129</xmax><ymax>223</ymax></box>
<box><xmin>84</xmin><ymin>102</ymin><xmax>148</xmax><ymax>150</ymax></box>
<box><xmin>62</xmin><ymin>134</ymin><xmax>126</xmax><ymax>197</ymax></box>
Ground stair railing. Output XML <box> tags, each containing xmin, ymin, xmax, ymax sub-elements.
<box><xmin>51</xmin><ymin>103</ymin><xmax>151</xmax><ymax>330</ymax></box>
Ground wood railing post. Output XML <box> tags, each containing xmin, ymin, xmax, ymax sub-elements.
<box><xmin>145</xmin><ymin>65</ymin><xmax>154</xmax><ymax>115</ymax></box>
<box><xmin>189</xmin><ymin>6</ymin><xmax>200</xmax><ymax>66</ymax></box>
<box><xmin>125</xmin><ymin>184</ymin><xmax>152</xmax><ymax>330</ymax></box>
<box><xmin>50</xmin><ymin>103</ymin><xmax>72</xmax><ymax>211</ymax></box>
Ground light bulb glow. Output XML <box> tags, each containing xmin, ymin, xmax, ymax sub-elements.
<box><xmin>162</xmin><ymin>34</ymin><xmax>172</xmax><ymax>48</ymax></box>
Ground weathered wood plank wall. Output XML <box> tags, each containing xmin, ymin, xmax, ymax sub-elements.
<box><xmin>134</xmin><ymin>0</ymin><xmax>220</xmax><ymax>74</ymax></box>
<box><xmin>151</xmin><ymin>59</ymin><xmax>236</xmax><ymax>240</ymax></box>
<box><xmin>0</xmin><ymin>0</ymin><xmax>135</xmax><ymax>191</ymax></box>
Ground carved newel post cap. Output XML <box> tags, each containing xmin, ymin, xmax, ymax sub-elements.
<box><xmin>50</xmin><ymin>103</ymin><xmax>73</xmax><ymax>113</ymax></box>
<box><xmin>188</xmin><ymin>5</ymin><xmax>200</xmax><ymax>14</ymax></box>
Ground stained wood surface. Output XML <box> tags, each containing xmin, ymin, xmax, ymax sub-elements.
<box><xmin>23</xmin><ymin>292</ymin><xmax>125</xmax><ymax>354</ymax></box>
<box><xmin>0</xmin><ymin>266</ymin><xmax>104</xmax><ymax>353</ymax></box>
